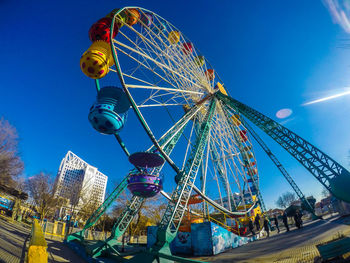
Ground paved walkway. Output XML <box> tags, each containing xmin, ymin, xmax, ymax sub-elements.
<box><xmin>46</xmin><ymin>238</ymin><xmax>87</xmax><ymax>263</ymax></box>
<box><xmin>0</xmin><ymin>217</ymin><xmax>86</xmax><ymax>263</ymax></box>
<box><xmin>2</xmin><ymin>215</ymin><xmax>349</xmax><ymax>263</ymax></box>
<box><xmin>193</xmin><ymin>215</ymin><xmax>350</xmax><ymax>262</ymax></box>
<box><xmin>0</xmin><ymin>217</ymin><xmax>30</xmax><ymax>263</ymax></box>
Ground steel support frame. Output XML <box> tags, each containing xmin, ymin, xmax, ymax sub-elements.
<box><xmin>153</xmin><ymin>99</ymin><xmax>217</xmax><ymax>253</ymax></box>
<box><xmin>242</xmin><ymin>119</ymin><xmax>315</xmax><ymax>214</ymax></box>
<box><xmin>78</xmin><ymin>104</ymin><xmax>201</xmax><ymax>257</ymax></box>
<box><xmin>87</xmin><ymin>123</ymin><xmax>190</xmax><ymax>257</ymax></box>
<box><xmin>217</xmin><ymin>92</ymin><xmax>347</xmax><ymax>193</ymax></box>
<box><xmin>96</xmin><ymin>121</ymin><xmax>189</xmax><ymax>257</ymax></box>
<box><xmin>66</xmin><ymin>176</ymin><xmax>128</xmax><ymax>243</ymax></box>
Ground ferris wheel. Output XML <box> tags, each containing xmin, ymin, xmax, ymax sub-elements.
<box><xmin>104</xmin><ymin>7</ymin><xmax>261</xmax><ymax>214</ymax></box>
<box><xmin>82</xmin><ymin>8</ymin><xmax>261</xmax><ymax>214</ymax></box>
<box><xmin>78</xmin><ymin>5</ymin><xmax>262</xmax><ymax>254</ymax></box>
<box><xmin>71</xmin><ymin>6</ymin><xmax>350</xmax><ymax>262</ymax></box>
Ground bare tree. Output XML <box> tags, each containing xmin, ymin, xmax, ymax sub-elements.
<box><xmin>276</xmin><ymin>196</ymin><xmax>287</xmax><ymax>208</ymax></box>
<box><xmin>77</xmin><ymin>194</ymin><xmax>100</xmax><ymax>222</ymax></box>
<box><xmin>11</xmin><ymin>176</ymin><xmax>27</xmax><ymax>220</ymax></box>
<box><xmin>95</xmin><ymin>214</ymin><xmax>114</xmax><ymax>232</ymax></box>
<box><xmin>112</xmin><ymin>190</ymin><xmax>131</xmax><ymax>218</ymax></box>
<box><xmin>143</xmin><ymin>194</ymin><xmax>167</xmax><ymax>225</ymax></box>
<box><xmin>0</xmin><ymin>118</ymin><xmax>23</xmax><ymax>187</ymax></box>
<box><xmin>26</xmin><ymin>172</ymin><xmax>58</xmax><ymax>221</ymax></box>
<box><xmin>111</xmin><ymin>190</ymin><xmax>168</xmax><ymax>239</ymax></box>
<box><xmin>276</xmin><ymin>191</ymin><xmax>297</xmax><ymax>208</ymax></box>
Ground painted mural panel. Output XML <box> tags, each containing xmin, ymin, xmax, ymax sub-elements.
<box><xmin>211</xmin><ymin>223</ymin><xmax>234</xmax><ymax>254</ymax></box>
<box><xmin>170</xmin><ymin>231</ymin><xmax>192</xmax><ymax>255</ymax></box>
<box><xmin>147</xmin><ymin>226</ymin><xmax>158</xmax><ymax>249</ymax></box>
<box><xmin>210</xmin><ymin>222</ymin><xmax>259</xmax><ymax>255</ymax></box>
<box><xmin>147</xmin><ymin>223</ymin><xmax>261</xmax><ymax>256</ymax></box>
<box><xmin>191</xmin><ymin>222</ymin><xmax>213</xmax><ymax>256</ymax></box>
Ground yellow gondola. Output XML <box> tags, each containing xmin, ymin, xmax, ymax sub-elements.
<box><xmin>231</xmin><ymin>114</ymin><xmax>241</xmax><ymax>126</ymax></box>
<box><xmin>80</xmin><ymin>41</ymin><xmax>113</xmax><ymax>79</ymax></box>
<box><xmin>168</xmin><ymin>31</ymin><xmax>180</xmax><ymax>44</ymax></box>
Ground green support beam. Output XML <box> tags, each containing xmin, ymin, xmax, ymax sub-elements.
<box><xmin>128</xmin><ymin>99</ymin><xmax>217</xmax><ymax>262</ymax></box>
<box><xmin>218</xmin><ymin>91</ymin><xmax>350</xmax><ymax>203</ymax></box>
<box><xmin>86</xmin><ymin>104</ymin><xmax>202</xmax><ymax>257</ymax></box>
<box><xmin>242</xmin><ymin>119</ymin><xmax>315</xmax><ymax>214</ymax></box>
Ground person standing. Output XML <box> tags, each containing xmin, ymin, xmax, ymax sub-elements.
<box><xmin>254</xmin><ymin>214</ymin><xmax>261</xmax><ymax>231</ymax></box>
<box><xmin>263</xmin><ymin>216</ymin><xmax>270</xmax><ymax>238</ymax></box>
<box><xmin>282</xmin><ymin>211</ymin><xmax>289</xmax><ymax>232</ymax></box>
<box><xmin>273</xmin><ymin>214</ymin><xmax>280</xmax><ymax>233</ymax></box>
<box><xmin>248</xmin><ymin>219</ymin><xmax>255</xmax><ymax>236</ymax></box>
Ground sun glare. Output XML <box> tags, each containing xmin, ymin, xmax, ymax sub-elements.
<box><xmin>302</xmin><ymin>89</ymin><xmax>350</xmax><ymax>106</ymax></box>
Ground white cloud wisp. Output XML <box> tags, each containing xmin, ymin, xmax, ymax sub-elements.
<box><xmin>323</xmin><ymin>0</ymin><xmax>350</xmax><ymax>33</ymax></box>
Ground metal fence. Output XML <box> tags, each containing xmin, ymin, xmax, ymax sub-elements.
<box><xmin>40</xmin><ymin>221</ymin><xmax>147</xmax><ymax>244</ymax></box>
<box><xmin>40</xmin><ymin>221</ymin><xmax>112</xmax><ymax>241</ymax></box>
<box><xmin>41</xmin><ymin>221</ymin><xmax>66</xmax><ymax>239</ymax></box>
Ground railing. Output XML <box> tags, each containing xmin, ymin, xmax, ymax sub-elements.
<box><xmin>41</xmin><ymin>220</ymin><xmax>113</xmax><ymax>241</ymax></box>
<box><xmin>205</xmin><ymin>200</ymin><xmax>265</xmax><ymax>236</ymax></box>
<box><xmin>41</xmin><ymin>221</ymin><xmax>66</xmax><ymax>240</ymax></box>
<box><xmin>27</xmin><ymin>219</ymin><xmax>48</xmax><ymax>263</ymax></box>
<box><xmin>205</xmin><ymin>201</ymin><xmax>245</xmax><ymax>235</ymax></box>
<box><xmin>41</xmin><ymin>220</ymin><xmax>148</xmax><ymax>243</ymax></box>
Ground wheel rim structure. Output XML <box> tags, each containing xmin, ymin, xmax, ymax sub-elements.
<box><xmin>103</xmin><ymin>6</ymin><xmax>263</xmax><ymax>254</ymax></box>
<box><xmin>109</xmin><ymin>7</ymin><xmax>262</xmax><ymax>215</ymax></box>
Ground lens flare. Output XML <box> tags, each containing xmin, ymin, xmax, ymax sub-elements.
<box><xmin>276</xmin><ymin>108</ymin><xmax>293</xmax><ymax>119</ymax></box>
<box><xmin>302</xmin><ymin>90</ymin><xmax>350</xmax><ymax>106</ymax></box>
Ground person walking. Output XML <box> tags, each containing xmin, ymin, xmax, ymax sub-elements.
<box><xmin>282</xmin><ymin>211</ymin><xmax>289</xmax><ymax>232</ymax></box>
<box><xmin>248</xmin><ymin>219</ymin><xmax>255</xmax><ymax>236</ymax></box>
<box><xmin>298</xmin><ymin>210</ymin><xmax>303</xmax><ymax>228</ymax></box>
<box><xmin>254</xmin><ymin>214</ymin><xmax>261</xmax><ymax>231</ymax></box>
<box><xmin>263</xmin><ymin>216</ymin><xmax>270</xmax><ymax>238</ymax></box>
<box><xmin>294</xmin><ymin>211</ymin><xmax>301</xmax><ymax>229</ymax></box>
<box><xmin>273</xmin><ymin>214</ymin><xmax>280</xmax><ymax>233</ymax></box>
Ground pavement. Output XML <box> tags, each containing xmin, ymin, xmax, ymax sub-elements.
<box><xmin>192</xmin><ymin>215</ymin><xmax>350</xmax><ymax>262</ymax></box>
<box><xmin>46</xmin><ymin>238</ymin><xmax>87</xmax><ymax>263</ymax></box>
<box><xmin>0</xmin><ymin>217</ymin><xmax>30</xmax><ymax>263</ymax></box>
<box><xmin>0</xmin><ymin>216</ymin><xmax>87</xmax><ymax>263</ymax></box>
<box><xmin>1</xmin><ymin>214</ymin><xmax>350</xmax><ymax>263</ymax></box>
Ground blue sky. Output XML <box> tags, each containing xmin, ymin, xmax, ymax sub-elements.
<box><xmin>1</xmin><ymin>0</ymin><xmax>350</xmax><ymax>209</ymax></box>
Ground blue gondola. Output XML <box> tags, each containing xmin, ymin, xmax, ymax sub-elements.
<box><xmin>88</xmin><ymin>86</ymin><xmax>130</xmax><ymax>134</ymax></box>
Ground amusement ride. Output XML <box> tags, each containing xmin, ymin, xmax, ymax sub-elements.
<box><xmin>68</xmin><ymin>6</ymin><xmax>350</xmax><ymax>262</ymax></box>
